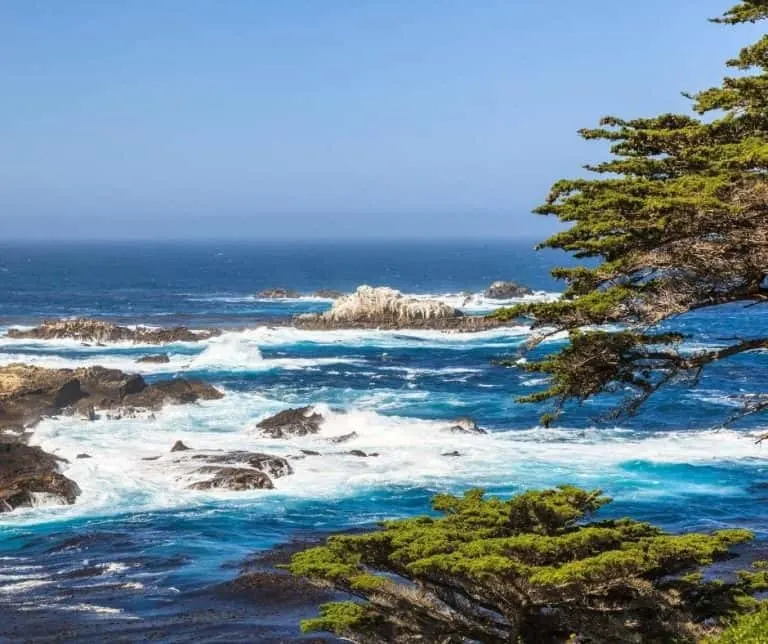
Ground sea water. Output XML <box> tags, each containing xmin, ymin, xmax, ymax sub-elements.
<box><xmin>0</xmin><ymin>240</ymin><xmax>766</xmax><ymax>638</ymax></box>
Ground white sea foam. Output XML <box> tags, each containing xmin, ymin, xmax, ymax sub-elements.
<box><xmin>2</xmin><ymin>387</ymin><xmax>764</xmax><ymax>527</ymax></box>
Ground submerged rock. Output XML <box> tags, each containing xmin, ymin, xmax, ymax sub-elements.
<box><xmin>257</xmin><ymin>288</ymin><xmax>300</xmax><ymax>299</ymax></box>
<box><xmin>294</xmin><ymin>285</ymin><xmax>508</xmax><ymax>331</ymax></box>
<box><xmin>6</xmin><ymin>318</ymin><xmax>219</xmax><ymax>344</ymax></box>
<box><xmin>256</xmin><ymin>406</ymin><xmax>324</xmax><ymax>439</ymax></box>
<box><xmin>327</xmin><ymin>431</ymin><xmax>358</xmax><ymax>444</ymax></box>
<box><xmin>171</xmin><ymin>440</ymin><xmax>191</xmax><ymax>452</ymax></box>
<box><xmin>444</xmin><ymin>417</ymin><xmax>487</xmax><ymax>435</ymax></box>
<box><xmin>0</xmin><ymin>442</ymin><xmax>80</xmax><ymax>512</ymax></box>
<box><xmin>442</xmin><ymin>450</ymin><xmax>462</xmax><ymax>457</ymax></box>
<box><xmin>314</xmin><ymin>289</ymin><xmax>344</xmax><ymax>299</ymax></box>
<box><xmin>137</xmin><ymin>354</ymin><xmax>171</xmax><ymax>364</ymax></box>
<box><xmin>76</xmin><ymin>453</ymin><xmax>92</xmax><ymax>459</ymax></box>
<box><xmin>189</xmin><ymin>451</ymin><xmax>293</xmax><ymax>479</ymax></box>
<box><xmin>189</xmin><ymin>467</ymin><xmax>273</xmax><ymax>491</ymax></box>
<box><xmin>484</xmin><ymin>281</ymin><xmax>533</xmax><ymax>299</ymax></box>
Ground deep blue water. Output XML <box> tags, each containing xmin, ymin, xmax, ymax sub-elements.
<box><xmin>0</xmin><ymin>240</ymin><xmax>766</xmax><ymax>641</ymax></box>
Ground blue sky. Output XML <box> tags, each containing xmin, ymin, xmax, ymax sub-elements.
<box><xmin>0</xmin><ymin>1</ymin><xmax>760</xmax><ymax>240</ymax></box>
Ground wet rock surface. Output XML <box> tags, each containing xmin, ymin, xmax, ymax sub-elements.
<box><xmin>484</xmin><ymin>280</ymin><xmax>533</xmax><ymax>299</ymax></box>
<box><xmin>0</xmin><ymin>442</ymin><xmax>81</xmax><ymax>512</ymax></box>
<box><xmin>256</xmin><ymin>406</ymin><xmax>324</xmax><ymax>438</ymax></box>
<box><xmin>189</xmin><ymin>467</ymin><xmax>274</xmax><ymax>491</ymax></box>
<box><xmin>0</xmin><ymin>364</ymin><xmax>223</xmax><ymax>432</ymax></box>
<box><xmin>6</xmin><ymin>318</ymin><xmax>219</xmax><ymax>344</ymax></box>
<box><xmin>137</xmin><ymin>353</ymin><xmax>171</xmax><ymax>363</ymax></box>
<box><xmin>444</xmin><ymin>417</ymin><xmax>487</xmax><ymax>435</ymax></box>
<box><xmin>257</xmin><ymin>288</ymin><xmax>300</xmax><ymax>299</ymax></box>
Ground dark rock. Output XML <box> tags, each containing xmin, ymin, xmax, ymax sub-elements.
<box><xmin>314</xmin><ymin>289</ymin><xmax>344</xmax><ymax>299</ymax></box>
<box><xmin>301</xmin><ymin>449</ymin><xmax>321</xmax><ymax>456</ymax></box>
<box><xmin>76</xmin><ymin>453</ymin><xmax>92</xmax><ymax>459</ymax></box>
<box><xmin>256</xmin><ymin>406</ymin><xmax>324</xmax><ymax>439</ymax></box>
<box><xmin>0</xmin><ymin>442</ymin><xmax>80</xmax><ymax>512</ymax></box>
<box><xmin>368</xmin><ymin>452</ymin><xmax>379</xmax><ymax>457</ymax></box>
<box><xmin>171</xmin><ymin>440</ymin><xmax>191</xmax><ymax>452</ymax></box>
<box><xmin>6</xmin><ymin>318</ymin><xmax>219</xmax><ymax>344</ymax></box>
<box><xmin>257</xmin><ymin>288</ymin><xmax>300</xmax><ymax>299</ymax></box>
<box><xmin>137</xmin><ymin>353</ymin><xmax>170</xmax><ymax>364</ymax></box>
<box><xmin>189</xmin><ymin>451</ymin><xmax>293</xmax><ymax>479</ymax></box>
<box><xmin>442</xmin><ymin>450</ymin><xmax>462</xmax><ymax>457</ymax></box>
<box><xmin>484</xmin><ymin>280</ymin><xmax>533</xmax><ymax>299</ymax></box>
<box><xmin>142</xmin><ymin>456</ymin><xmax>161</xmax><ymax>461</ymax></box>
<box><xmin>0</xmin><ymin>364</ymin><xmax>224</xmax><ymax>433</ymax></box>
<box><xmin>347</xmin><ymin>450</ymin><xmax>368</xmax><ymax>458</ymax></box>
<box><xmin>189</xmin><ymin>467</ymin><xmax>273</xmax><ymax>491</ymax></box>
<box><xmin>328</xmin><ymin>431</ymin><xmax>358</xmax><ymax>444</ymax></box>
<box><xmin>445</xmin><ymin>417</ymin><xmax>486</xmax><ymax>435</ymax></box>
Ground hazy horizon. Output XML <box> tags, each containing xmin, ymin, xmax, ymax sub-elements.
<box><xmin>1</xmin><ymin>1</ymin><xmax>761</xmax><ymax>240</ymax></box>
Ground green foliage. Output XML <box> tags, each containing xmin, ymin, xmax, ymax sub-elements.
<box><xmin>490</xmin><ymin>2</ymin><xmax>768</xmax><ymax>423</ymax></box>
<box><xmin>706</xmin><ymin>603</ymin><xmax>768</xmax><ymax>643</ymax></box>
<box><xmin>291</xmin><ymin>486</ymin><xmax>760</xmax><ymax>643</ymax></box>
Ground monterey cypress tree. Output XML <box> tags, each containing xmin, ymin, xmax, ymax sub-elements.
<box><xmin>490</xmin><ymin>1</ymin><xmax>768</xmax><ymax>425</ymax></box>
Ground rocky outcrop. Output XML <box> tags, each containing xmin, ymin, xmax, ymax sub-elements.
<box><xmin>171</xmin><ymin>440</ymin><xmax>191</xmax><ymax>452</ymax></box>
<box><xmin>137</xmin><ymin>354</ymin><xmax>170</xmax><ymax>364</ymax></box>
<box><xmin>0</xmin><ymin>442</ymin><xmax>81</xmax><ymax>512</ymax></box>
<box><xmin>314</xmin><ymin>289</ymin><xmax>344</xmax><ymax>299</ymax></box>
<box><xmin>294</xmin><ymin>286</ymin><xmax>508</xmax><ymax>331</ymax></box>
<box><xmin>484</xmin><ymin>281</ymin><xmax>532</xmax><ymax>299</ymax></box>
<box><xmin>189</xmin><ymin>467</ymin><xmax>274</xmax><ymax>491</ymax></box>
<box><xmin>0</xmin><ymin>364</ymin><xmax>223</xmax><ymax>431</ymax></box>
<box><xmin>6</xmin><ymin>319</ymin><xmax>219</xmax><ymax>344</ymax></box>
<box><xmin>181</xmin><ymin>449</ymin><xmax>294</xmax><ymax>491</ymax></box>
<box><xmin>328</xmin><ymin>431</ymin><xmax>358</xmax><ymax>444</ymax></box>
<box><xmin>444</xmin><ymin>418</ymin><xmax>487</xmax><ymax>435</ymax></box>
<box><xmin>256</xmin><ymin>406</ymin><xmax>324</xmax><ymax>438</ymax></box>
<box><xmin>188</xmin><ymin>451</ymin><xmax>293</xmax><ymax>479</ymax></box>
<box><xmin>257</xmin><ymin>288</ymin><xmax>299</xmax><ymax>299</ymax></box>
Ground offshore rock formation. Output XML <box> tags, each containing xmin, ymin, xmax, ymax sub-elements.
<box><xmin>6</xmin><ymin>318</ymin><xmax>219</xmax><ymax>344</ymax></box>
<box><xmin>256</xmin><ymin>406</ymin><xmax>325</xmax><ymax>438</ymax></box>
<box><xmin>0</xmin><ymin>364</ymin><xmax>223</xmax><ymax>432</ymax></box>
<box><xmin>313</xmin><ymin>289</ymin><xmax>344</xmax><ymax>299</ymax></box>
<box><xmin>257</xmin><ymin>288</ymin><xmax>300</xmax><ymax>299</ymax></box>
<box><xmin>484</xmin><ymin>280</ymin><xmax>533</xmax><ymax>299</ymax></box>
<box><xmin>294</xmin><ymin>286</ymin><xmax>507</xmax><ymax>331</ymax></box>
<box><xmin>178</xmin><ymin>449</ymin><xmax>294</xmax><ymax>491</ymax></box>
<box><xmin>0</xmin><ymin>442</ymin><xmax>81</xmax><ymax>512</ymax></box>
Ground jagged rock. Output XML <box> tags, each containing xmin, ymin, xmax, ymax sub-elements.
<box><xmin>76</xmin><ymin>453</ymin><xmax>92</xmax><ymax>459</ymax></box>
<box><xmin>484</xmin><ymin>281</ymin><xmax>533</xmax><ymax>299</ymax></box>
<box><xmin>137</xmin><ymin>354</ymin><xmax>170</xmax><ymax>364</ymax></box>
<box><xmin>314</xmin><ymin>289</ymin><xmax>344</xmax><ymax>299</ymax></box>
<box><xmin>444</xmin><ymin>418</ymin><xmax>487</xmax><ymax>435</ymax></box>
<box><xmin>0</xmin><ymin>442</ymin><xmax>81</xmax><ymax>512</ymax></box>
<box><xmin>328</xmin><ymin>431</ymin><xmax>358</xmax><ymax>444</ymax></box>
<box><xmin>6</xmin><ymin>318</ymin><xmax>219</xmax><ymax>344</ymax></box>
<box><xmin>442</xmin><ymin>450</ymin><xmax>462</xmax><ymax>457</ymax></box>
<box><xmin>256</xmin><ymin>406</ymin><xmax>324</xmax><ymax>439</ymax></box>
<box><xmin>294</xmin><ymin>285</ymin><xmax>508</xmax><ymax>331</ymax></box>
<box><xmin>0</xmin><ymin>364</ymin><xmax>223</xmax><ymax>431</ymax></box>
<box><xmin>257</xmin><ymin>288</ymin><xmax>300</xmax><ymax>299</ymax></box>
<box><xmin>189</xmin><ymin>467</ymin><xmax>274</xmax><ymax>491</ymax></box>
<box><xmin>189</xmin><ymin>451</ymin><xmax>293</xmax><ymax>479</ymax></box>
<box><xmin>171</xmin><ymin>440</ymin><xmax>191</xmax><ymax>452</ymax></box>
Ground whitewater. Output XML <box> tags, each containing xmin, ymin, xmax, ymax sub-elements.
<box><xmin>0</xmin><ymin>240</ymin><xmax>766</xmax><ymax>639</ymax></box>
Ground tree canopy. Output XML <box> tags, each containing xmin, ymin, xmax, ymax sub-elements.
<box><xmin>290</xmin><ymin>486</ymin><xmax>767</xmax><ymax>643</ymax></box>
<box><xmin>490</xmin><ymin>1</ymin><xmax>768</xmax><ymax>425</ymax></box>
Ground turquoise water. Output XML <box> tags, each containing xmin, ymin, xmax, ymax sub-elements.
<box><xmin>0</xmin><ymin>240</ymin><xmax>766</xmax><ymax>639</ymax></box>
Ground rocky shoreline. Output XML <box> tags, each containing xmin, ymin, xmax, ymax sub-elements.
<box><xmin>0</xmin><ymin>364</ymin><xmax>223</xmax><ymax>512</ymax></box>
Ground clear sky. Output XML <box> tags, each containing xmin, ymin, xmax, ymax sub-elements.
<box><xmin>0</xmin><ymin>1</ymin><xmax>760</xmax><ymax>240</ymax></box>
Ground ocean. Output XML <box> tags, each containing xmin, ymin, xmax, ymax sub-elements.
<box><xmin>0</xmin><ymin>240</ymin><xmax>766</xmax><ymax>641</ymax></box>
